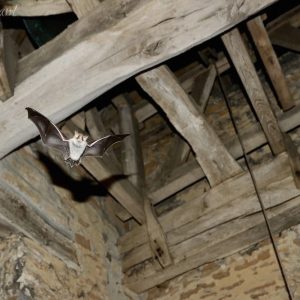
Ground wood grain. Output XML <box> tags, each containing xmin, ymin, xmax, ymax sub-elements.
<box><xmin>222</xmin><ymin>28</ymin><xmax>285</xmax><ymax>155</ymax></box>
<box><xmin>0</xmin><ymin>0</ymin><xmax>278</xmax><ymax>159</ymax></box>
<box><xmin>247</xmin><ymin>16</ymin><xmax>294</xmax><ymax>111</ymax></box>
<box><xmin>137</xmin><ymin>65</ymin><xmax>242</xmax><ymax>186</ymax></box>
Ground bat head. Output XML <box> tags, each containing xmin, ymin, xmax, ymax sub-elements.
<box><xmin>73</xmin><ymin>131</ymin><xmax>88</xmax><ymax>145</ymax></box>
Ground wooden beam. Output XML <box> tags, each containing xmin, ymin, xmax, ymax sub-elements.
<box><xmin>66</xmin><ymin>0</ymin><xmax>100</xmax><ymax>18</ymax></box>
<box><xmin>136</xmin><ymin>65</ymin><xmax>242</xmax><ymax>187</ymax></box>
<box><xmin>63</xmin><ymin>122</ymin><xmax>145</xmax><ymax>224</ymax></box>
<box><xmin>247</xmin><ymin>16</ymin><xmax>294</xmax><ymax>111</ymax></box>
<box><xmin>283</xmin><ymin>134</ymin><xmax>300</xmax><ymax>189</ymax></box>
<box><xmin>114</xmin><ymin>94</ymin><xmax>172</xmax><ymax>267</ymax></box>
<box><xmin>3</xmin><ymin>0</ymin><xmax>71</xmax><ymax>16</ymax></box>
<box><xmin>134</xmin><ymin>56</ymin><xmax>229</xmax><ymax>124</ymax></box>
<box><xmin>0</xmin><ymin>0</ymin><xmax>279</xmax><ymax>159</ymax></box>
<box><xmin>121</xmin><ymin>153</ymin><xmax>300</xmax><ymax>291</ymax></box>
<box><xmin>222</xmin><ymin>28</ymin><xmax>285</xmax><ymax>155</ymax></box>
<box><xmin>0</xmin><ymin>26</ymin><xmax>18</xmax><ymax>101</ymax></box>
<box><xmin>191</xmin><ymin>64</ymin><xmax>217</xmax><ymax>112</ymax></box>
<box><xmin>269</xmin><ymin>24</ymin><xmax>300</xmax><ymax>52</ymax></box>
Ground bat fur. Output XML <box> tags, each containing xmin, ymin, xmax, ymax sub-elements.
<box><xmin>26</xmin><ymin>107</ymin><xmax>128</xmax><ymax>167</ymax></box>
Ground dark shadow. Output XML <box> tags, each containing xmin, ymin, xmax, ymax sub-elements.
<box><xmin>37</xmin><ymin>152</ymin><xmax>127</xmax><ymax>203</ymax></box>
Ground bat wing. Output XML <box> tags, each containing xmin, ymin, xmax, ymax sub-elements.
<box><xmin>26</xmin><ymin>107</ymin><xmax>69</xmax><ymax>155</ymax></box>
<box><xmin>83</xmin><ymin>134</ymin><xmax>129</xmax><ymax>157</ymax></box>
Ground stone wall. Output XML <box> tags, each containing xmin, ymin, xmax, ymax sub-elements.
<box><xmin>0</xmin><ymin>145</ymin><xmax>138</xmax><ymax>300</ymax></box>
<box><xmin>146</xmin><ymin>226</ymin><xmax>300</xmax><ymax>300</ymax></box>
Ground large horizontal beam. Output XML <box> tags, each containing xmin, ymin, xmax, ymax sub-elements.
<box><xmin>0</xmin><ymin>0</ymin><xmax>278</xmax><ymax>159</ymax></box>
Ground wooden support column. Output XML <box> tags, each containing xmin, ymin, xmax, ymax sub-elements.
<box><xmin>114</xmin><ymin>94</ymin><xmax>172</xmax><ymax>268</ymax></box>
<box><xmin>222</xmin><ymin>28</ymin><xmax>285</xmax><ymax>155</ymax></box>
<box><xmin>0</xmin><ymin>0</ymin><xmax>280</xmax><ymax>159</ymax></box>
<box><xmin>247</xmin><ymin>16</ymin><xmax>294</xmax><ymax>111</ymax></box>
<box><xmin>269</xmin><ymin>24</ymin><xmax>300</xmax><ymax>52</ymax></box>
<box><xmin>66</xmin><ymin>0</ymin><xmax>100</xmax><ymax>18</ymax></box>
<box><xmin>0</xmin><ymin>26</ymin><xmax>18</xmax><ymax>101</ymax></box>
<box><xmin>283</xmin><ymin>134</ymin><xmax>300</xmax><ymax>189</ymax></box>
<box><xmin>136</xmin><ymin>65</ymin><xmax>242</xmax><ymax>187</ymax></box>
<box><xmin>191</xmin><ymin>64</ymin><xmax>217</xmax><ymax>112</ymax></box>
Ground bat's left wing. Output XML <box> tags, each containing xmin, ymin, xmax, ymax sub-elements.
<box><xmin>83</xmin><ymin>134</ymin><xmax>129</xmax><ymax>157</ymax></box>
<box><xmin>26</xmin><ymin>107</ymin><xmax>69</xmax><ymax>155</ymax></box>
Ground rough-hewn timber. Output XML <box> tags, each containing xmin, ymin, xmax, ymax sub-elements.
<box><xmin>0</xmin><ymin>0</ymin><xmax>279</xmax><ymax>159</ymax></box>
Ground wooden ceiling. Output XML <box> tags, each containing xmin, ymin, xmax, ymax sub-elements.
<box><xmin>1</xmin><ymin>0</ymin><xmax>300</xmax><ymax>295</ymax></box>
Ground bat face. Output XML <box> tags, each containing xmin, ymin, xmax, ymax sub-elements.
<box><xmin>26</xmin><ymin>107</ymin><xmax>129</xmax><ymax>167</ymax></box>
<box><xmin>68</xmin><ymin>132</ymin><xmax>88</xmax><ymax>162</ymax></box>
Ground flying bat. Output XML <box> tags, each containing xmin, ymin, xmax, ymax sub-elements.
<box><xmin>26</xmin><ymin>107</ymin><xmax>128</xmax><ymax>167</ymax></box>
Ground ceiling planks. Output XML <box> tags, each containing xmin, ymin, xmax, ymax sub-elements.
<box><xmin>247</xmin><ymin>16</ymin><xmax>294</xmax><ymax>111</ymax></box>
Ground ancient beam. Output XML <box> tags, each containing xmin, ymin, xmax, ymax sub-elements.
<box><xmin>134</xmin><ymin>56</ymin><xmax>229</xmax><ymax>124</ymax></box>
<box><xmin>114</xmin><ymin>94</ymin><xmax>172</xmax><ymax>267</ymax></box>
<box><xmin>0</xmin><ymin>0</ymin><xmax>279</xmax><ymax>159</ymax></box>
<box><xmin>2</xmin><ymin>0</ymin><xmax>71</xmax><ymax>16</ymax></box>
<box><xmin>0</xmin><ymin>26</ymin><xmax>18</xmax><ymax>101</ymax></box>
<box><xmin>136</xmin><ymin>65</ymin><xmax>242</xmax><ymax>186</ymax></box>
<box><xmin>247</xmin><ymin>16</ymin><xmax>294</xmax><ymax>111</ymax></box>
<box><xmin>191</xmin><ymin>64</ymin><xmax>217</xmax><ymax>111</ymax></box>
<box><xmin>222</xmin><ymin>28</ymin><xmax>285</xmax><ymax>155</ymax></box>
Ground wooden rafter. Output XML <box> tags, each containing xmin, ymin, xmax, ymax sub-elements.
<box><xmin>136</xmin><ymin>65</ymin><xmax>242</xmax><ymax>187</ymax></box>
<box><xmin>0</xmin><ymin>0</ymin><xmax>279</xmax><ymax>159</ymax></box>
<box><xmin>247</xmin><ymin>16</ymin><xmax>294</xmax><ymax>111</ymax></box>
<box><xmin>0</xmin><ymin>26</ymin><xmax>18</xmax><ymax>101</ymax></box>
<box><xmin>222</xmin><ymin>28</ymin><xmax>285</xmax><ymax>155</ymax></box>
<box><xmin>114</xmin><ymin>94</ymin><xmax>172</xmax><ymax>268</ymax></box>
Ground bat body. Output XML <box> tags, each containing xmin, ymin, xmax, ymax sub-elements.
<box><xmin>26</xmin><ymin>107</ymin><xmax>128</xmax><ymax>167</ymax></box>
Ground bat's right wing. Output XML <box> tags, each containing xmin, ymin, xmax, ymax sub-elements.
<box><xmin>84</xmin><ymin>134</ymin><xmax>129</xmax><ymax>157</ymax></box>
<box><xmin>26</xmin><ymin>107</ymin><xmax>69</xmax><ymax>155</ymax></box>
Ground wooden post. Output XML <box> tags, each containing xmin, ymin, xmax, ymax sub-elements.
<box><xmin>137</xmin><ymin>65</ymin><xmax>242</xmax><ymax>187</ymax></box>
<box><xmin>247</xmin><ymin>16</ymin><xmax>294</xmax><ymax>111</ymax></box>
<box><xmin>113</xmin><ymin>94</ymin><xmax>172</xmax><ymax>268</ymax></box>
<box><xmin>0</xmin><ymin>25</ymin><xmax>18</xmax><ymax>101</ymax></box>
<box><xmin>222</xmin><ymin>28</ymin><xmax>285</xmax><ymax>155</ymax></box>
<box><xmin>191</xmin><ymin>64</ymin><xmax>217</xmax><ymax>112</ymax></box>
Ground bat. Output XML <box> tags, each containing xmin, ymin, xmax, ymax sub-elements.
<box><xmin>26</xmin><ymin>107</ymin><xmax>128</xmax><ymax>167</ymax></box>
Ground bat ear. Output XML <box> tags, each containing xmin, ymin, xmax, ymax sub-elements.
<box><xmin>74</xmin><ymin>130</ymin><xmax>78</xmax><ymax>137</ymax></box>
<box><xmin>83</xmin><ymin>136</ymin><xmax>88</xmax><ymax>141</ymax></box>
